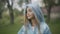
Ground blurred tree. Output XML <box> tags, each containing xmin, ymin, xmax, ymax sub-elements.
<box><xmin>18</xmin><ymin>0</ymin><xmax>23</xmax><ymax>7</ymax></box>
<box><xmin>43</xmin><ymin>0</ymin><xmax>60</xmax><ymax>23</ymax></box>
<box><xmin>0</xmin><ymin>0</ymin><xmax>6</xmax><ymax>19</ymax></box>
<box><xmin>6</xmin><ymin>0</ymin><xmax>14</xmax><ymax>24</ymax></box>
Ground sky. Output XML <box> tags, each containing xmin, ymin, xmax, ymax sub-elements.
<box><xmin>13</xmin><ymin>0</ymin><xmax>37</xmax><ymax>11</ymax></box>
<box><xmin>13</xmin><ymin>0</ymin><xmax>22</xmax><ymax>11</ymax></box>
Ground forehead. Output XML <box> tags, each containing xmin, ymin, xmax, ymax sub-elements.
<box><xmin>27</xmin><ymin>7</ymin><xmax>33</xmax><ymax>12</ymax></box>
<box><xmin>27</xmin><ymin>7</ymin><xmax>32</xmax><ymax>10</ymax></box>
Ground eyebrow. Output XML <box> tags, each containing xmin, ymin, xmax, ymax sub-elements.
<box><xmin>27</xmin><ymin>8</ymin><xmax>32</xmax><ymax>11</ymax></box>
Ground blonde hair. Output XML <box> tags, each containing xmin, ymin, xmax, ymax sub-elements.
<box><xmin>24</xmin><ymin>7</ymin><xmax>41</xmax><ymax>34</ymax></box>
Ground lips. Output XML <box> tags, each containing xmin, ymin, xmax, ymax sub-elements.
<box><xmin>27</xmin><ymin>15</ymin><xmax>31</xmax><ymax>17</ymax></box>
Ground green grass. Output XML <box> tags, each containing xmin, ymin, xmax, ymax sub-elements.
<box><xmin>0</xmin><ymin>24</ymin><xmax>22</xmax><ymax>34</ymax></box>
<box><xmin>49</xmin><ymin>23</ymin><xmax>60</xmax><ymax>34</ymax></box>
<box><xmin>48</xmin><ymin>18</ymin><xmax>60</xmax><ymax>34</ymax></box>
<box><xmin>0</xmin><ymin>16</ymin><xmax>24</xmax><ymax>34</ymax></box>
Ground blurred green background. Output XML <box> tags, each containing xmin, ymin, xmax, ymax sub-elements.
<box><xmin>0</xmin><ymin>0</ymin><xmax>60</xmax><ymax>34</ymax></box>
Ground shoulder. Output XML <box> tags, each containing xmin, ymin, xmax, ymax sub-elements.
<box><xmin>40</xmin><ymin>22</ymin><xmax>50</xmax><ymax>33</ymax></box>
<box><xmin>18</xmin><ymin>25</ymin><xmax>25</xmax><ymax>34</ymax></box>
<box><xmin>40</xmin><ymin>22</ymin><xmax>51</xmax><ymax>34</ymax></box>
<box><xmin>21</xmin><ymin>25</ymin><xmax>25</xmax><ymax>31</ymax></box>
<box><xmin>40</xmin><ymin>22</ymin><xmax>49</xmax><ymax>30</ymax></box>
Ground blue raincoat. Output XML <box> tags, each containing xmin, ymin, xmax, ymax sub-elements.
<box><xmin>18</xmin><ymin>3</ymin><xmax>51</xmax><ymax>34</ymax></box>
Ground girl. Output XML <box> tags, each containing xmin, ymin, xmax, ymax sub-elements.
<box><xmin>18</xmin><ymin>3</ymin><xmax>51</xmax><ymax>34</ymax></box>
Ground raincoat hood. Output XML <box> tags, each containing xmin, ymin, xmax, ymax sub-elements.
<box><xmin>24</xmin><ymin>3</ymin><xmax>45</xmax><ymax>24</ymax></box>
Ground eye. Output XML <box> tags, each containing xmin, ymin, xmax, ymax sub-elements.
<box><xmin>28</xmin><ymin>9</ymin><xmax>32</xmax><ymax>12</ymax></box>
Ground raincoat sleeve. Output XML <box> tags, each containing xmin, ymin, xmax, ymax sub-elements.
<box><xmin>43</xmin><ymin>25</ymin><xmax>51</xmax><ymax>34</ymax></box>
<box><xmin>18</xmin><ymin>26</ymin><xmax>25</xmax><ymax>34</ymax></box>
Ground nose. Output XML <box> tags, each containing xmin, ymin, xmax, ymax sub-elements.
<box><xmin>27</xmin><ymin>12</ymin><xmax>29</xmax><ymax>16</ymax></box>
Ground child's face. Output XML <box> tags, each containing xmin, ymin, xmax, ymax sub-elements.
<box><xmin>27</xmin><ymin>7</ymin><xmax>35</xmax><ymax>19</ymax></box>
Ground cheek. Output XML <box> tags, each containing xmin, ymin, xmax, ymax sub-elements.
<box><xmin>30</xmin><ymin>12</ymin><xmax>34</xmax><ymax>17</ymax></box>
<box><xmin>29</xmin><ymin>12</ymin><xmax>32</xmax><ymax>16</ymax></box>
<box><xmin>27</xmin><ymin>12</ymin><xmax>33</xmax><ymax>16</ymax></box>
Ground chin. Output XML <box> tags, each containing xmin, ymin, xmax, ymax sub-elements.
<box><xmin>27</xmin><ymin>17</ymin><xmax>31</xmax><ymax>19</ymax></box>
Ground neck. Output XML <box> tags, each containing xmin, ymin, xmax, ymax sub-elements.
<box><xmin>31</xmin><ymin>18</ymin><xmax>37</xmax><ymax>27</ymax></box>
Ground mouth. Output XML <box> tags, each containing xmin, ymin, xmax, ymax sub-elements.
<box><xmin>27</xmin><ymin>16</ymin><xmax>30</xmax><ymax>17</ymax></box>
<box><xmin>27</xmin><ymin>15</ymin><xmax>31</xmax><ymax>17</ymax></box>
